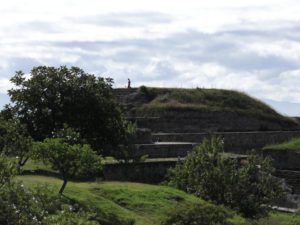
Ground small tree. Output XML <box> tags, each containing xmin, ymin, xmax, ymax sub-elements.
<box><xmin>33</xmin><ymin>138</ymin><xmax>102</xmax><ymax>194</ymax></box>
<box><xmin>0</xmin><ymin>119</ymin><xmax>33</xmax><ymax>172</ymax></box>
<box><xmin>168</xmin><ymin>137</ymin><xmax>284</xmax><ymax>218</ymax></box>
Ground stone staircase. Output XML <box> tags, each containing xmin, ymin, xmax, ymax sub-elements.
<box><xmin>112</xmin><ymin>88</ymin><xmax>300</xmax><ymax>160</ymax></box>
<box><xmin>105</xmin><ymin>88</ymin><xmax>300</xmax><ymax>190</ymax></box>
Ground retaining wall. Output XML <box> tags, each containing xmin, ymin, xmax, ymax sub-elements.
<box><xmin>136</xmin><ymin>111</ymin><xmax>299</xmax><ymax>132</ymax></box>
<box><xmin>152</xmin><ymin>131</ymin><xmax>300</xmax><ymax>154</ymax></box>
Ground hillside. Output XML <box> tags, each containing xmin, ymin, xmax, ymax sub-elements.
<box><xmin>136</xmin><ymin>87</ymin><xmax>291</xmax><ymax>121</ymax></box>
<box><xmin>116</xmin><ymin>87</ymin><xmax>299</xmax><ymax>132</ymax></box>
<box><xmin>18</xmin><ymin>175</ymin><xmax>300</xmax><ymax>225</ymax></box>
<box><xmin>18</xmin><ymin>175</ymin><xmax>245</xmax><ymax>225</ymax></box>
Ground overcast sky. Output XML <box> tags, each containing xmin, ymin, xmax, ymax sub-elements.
<box><xmin>1</xmin><ymin>0</ymin><xmax>300</xmax><ymax>116</ymax></box>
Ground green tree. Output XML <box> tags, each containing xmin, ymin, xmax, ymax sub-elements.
<box><xmin>0</xmin><ymin>119</ymin><xmax>33</xmax><ymax>172</ymax></box>
<box><xmin>168</xmin><ymin>137</ymin><xmax>284</xmax><ymax>218</ymax></box>
<box><xmin>33</xmin><ymin>138</ymin><xmax>102</xmax><ymax>194</ymax></box>
<box><xmin>5</xmin><ymin>66</ymin><xmax>125</xmax><ymax>155</ymax></box>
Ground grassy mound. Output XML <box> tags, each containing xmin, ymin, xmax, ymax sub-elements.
<box><xmin>18</xmin><ymin>175</ymin><xmax>245</xmax><ymax>225</ymax></box>
<box><xmin>137</xmin><ymin>86</ymin><xmax>295</xmax><ymax>124</ymax></box>
<box><xmin>17</xmin><ymin>175</ymin><xmax>300</xmax><ymax>225</ymax></box>
<box><xmin>263</xmin><ymin>138</ymin><xmax>300</xmax><ymax>151</ymax></box>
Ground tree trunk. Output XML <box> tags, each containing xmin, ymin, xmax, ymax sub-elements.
<box><xmin>59</xmin><ymin>179</ymin><xmax>68</xmax><ymax>194</ymax></box>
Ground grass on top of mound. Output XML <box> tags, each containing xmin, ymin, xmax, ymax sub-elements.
<box><xmin>137</xmin><ymin>86</ymin><xmax>295</xmax><ymax>124</ymax></box>
<box><xmin>263</xmin><ymin>138</ymin><xmax>300</xmax><ymax>151</ymax></box>
<box><xmin>18</xmin><ymin>175</ymin><xmax>245</xmax><ymax>225</ymax></box>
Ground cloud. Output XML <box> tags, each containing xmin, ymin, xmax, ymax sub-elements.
<box><xmin>72</xmin><ymin>12</ymin><xmax>173</xmax><ymax>27</ymax></box>
<box><xmin>0</xmin><ymin>78</ymin><xmax>13</xmax><ymax>94</ymax></box>
<box><xmin>1</xmin><ymin>1</ymin><xmax>300</xmax><ymax>115</ymax></box>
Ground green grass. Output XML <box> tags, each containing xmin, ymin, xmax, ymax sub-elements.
<box><xmin>263</xmin><ymin>138</ymin><xmax>300</xmax><ymax>151</ymax></box>
<box><xmin>17</xmin><ymin>175</ymin><xmax>300</xmax><ymax>225</ymax></box>
<box><xmin>249</xmin><ymin>212</ymin><xmax>300</xmax><ymax>225</ymax></box>
<box><xmin>137</xmin><ymin>87</ymin><xmax>295</xmax><ymax>125</ymax></box>
<box><xmin>18</xmin><ymin>175</ymin><xmax>245</xmax><ymax>225</ymax></box>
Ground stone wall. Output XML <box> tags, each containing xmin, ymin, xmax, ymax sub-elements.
<box><xmin>103</xmin><ymin>158</ymin><xmax>300</xmax><ymax>195</ymax></box>
<box><xmin>135</xmin><ymin>143</ymin><xmax>196</xmax><ymax>158</ymax></box>
<box><xmin>276</xmin><ymin>170</ymin><xmax>300</xmax><ymax>194</ymax></box>
<box><xmin>263</xmin><ymin>150</ymin><xmax>300</xmax><ymax>170</ymax></box>
<box><xmin>136</xmin><ymin>111</ymin><xmax>299</xmax><ymax>132</ymax></box>
<box><xmin>152</xmin><ymin>131</ymin><xmax>300</xmax><ymax>154</ymax></box>
<box><xmin>103</xmin><ymin>160</ymin><xmax>177</xmax><ymax>183</ymax></box>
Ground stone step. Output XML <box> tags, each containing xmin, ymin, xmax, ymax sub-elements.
<box><xmin>135</xmin><ymin>142</ymin><xmax>197</xmax><ymax>158</ymax></box>
<box><xmin>152</xmin><ymin>131</ymin><xmax>300</xmax><ymax>153</ymax></box>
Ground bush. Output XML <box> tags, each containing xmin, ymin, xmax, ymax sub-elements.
<box><xmin>0</xmin><ymin>119</ymin><xmax>33</xmax><ymax>172</ymax></box>
<box><xmin>33</xmin><ymin>138</ymin><xmax>103</xmax><ymax>194</ymax></box>
<box><xmin>139</xmin><ymin>86</ymin><xmax>156</xmax><ymax>101</ymax></box>
<box><xmin>168</xmin><ymin>137</ymin><xmax>284</xmax><ymax>218</ymax></box>
<box><xmin>162</xmin><ymin>203</ymin><xmax>234</xmax><ymax>225</ymax></box>
<box><xmin>0</xmin><ymin>155</ymin><xmax>129</xmax><ymax>225</ymax></box>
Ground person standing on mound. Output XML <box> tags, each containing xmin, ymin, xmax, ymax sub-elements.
<box><xmin>127</xmin><ymin>78</ymin><xmax>131</xmax><ymax>89</ymax></box>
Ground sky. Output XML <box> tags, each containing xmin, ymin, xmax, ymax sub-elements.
<box><xmin>0</xmin><ymin>0</ymin><xmax>300</xmax><ymax>116</ymax></box>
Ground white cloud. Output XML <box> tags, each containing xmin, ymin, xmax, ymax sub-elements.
<box><xmin>0</xmin><ymin>0</ymin><xmax>300</xmax><ymax>115</ymax></box>
<box><xmin>0</xmin><ymin>78</ymin><xmax>13</xmax><ymax>94</ymax></box>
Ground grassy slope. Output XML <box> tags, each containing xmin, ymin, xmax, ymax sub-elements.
<box><xmin>18</xmin><ymin>175</ymin><xmax>300</xmax><ymax>225</ymax></box>
<box><xmin>137</xmin><ymin>87</ymin><xmax>294</xmax><ymax>124</ymax></box>
<box><xmin>18</xmin><ymin>175</ymin><xmax>245</xmax><ymax>225</ymax></box>
<box><xmin>263</xmin><ymin>138</ymin><xmax>300</xmax><ymax>151</ymax></box>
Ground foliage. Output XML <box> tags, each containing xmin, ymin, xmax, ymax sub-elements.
<box><xmin>263</xmin><ymin>138</ymin><xmax>300</xmax><ymax>151</ymax></box>
<box><xmin>51</xmin><ymin>124</ymin><xmax>83</xmax><ymax>145</ymax></box>
<box><xmin>0</xmin><ymin>118</ymin><xmax>33</xmax><ymax>171</ymax></box>
<box><xmin>139</xmin><ymin>86</ymin><xmax>157</xmax><ymax>101</ymax></box>
<box><xmin>5</xmin><ymin>66</ymin><xmax>126</xmax><ymax>155</ymax></box>
<box><xmin>115</xmin><ymin>122</ymin><xmax>137</xmax><ymax>162</ymax></box>
<box><xmin>116</xmin><ymin>122</ymin><xmax>147</xmax><ymax>163</ymax></box>
<box><xmin>162</xmin><ymin>203</ymin><xmax>234</xmax><ymax>225</ymax></box>
<box><xmin>33</xmin><ymin>138</ymin><xmax>102</xmax><ymax>194</ymax></box>
<box><xmin>0</xmin><ymin>155</ymin><xmax>15</xmax><ymax>188</ymax></box>
<box><xmin>168</xmin><ymin>137</ymin><xmax>284</xmax><ymax>218</ymax></box>
<box><xmin>44</xmin><ymin>206</ymin><xmax>100</xmax><ymax>225</ymax></box>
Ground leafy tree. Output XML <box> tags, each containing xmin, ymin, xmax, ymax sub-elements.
<box><xmin>0</xmin><ymin>119</ymin><xmax>33</xmax><ymax>172</ymax></box>
<box><xmin>162</xmin><ymin>203</ymin><xmax>234</xmax><ymax>225</ymax></box>
<box><xmin>33</xmin><ymin>138</ymin><xmax>102</xmax><ymax>194</ymax></box>
<box><xmin>5</xmin><ymin>66</ymin><xmax>126</xmax><ymax>155</ymax></box>
<box><xmin>115</xmin><ymin>122</ymin><xmax>146</xmax><ymax>163</ymax></box>
<box><xmin>168</xmin><ymin>137</ymin><xmax>284</xmax><ymax>218</ymax></box>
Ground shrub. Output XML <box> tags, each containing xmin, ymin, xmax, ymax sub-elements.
<box><xmin>168</xmin><ymin>137</ymin><xmax>284</xmax><ymax>218</ymax></box>
<box><xmin>0</xmin><ymin>119</ymin><xmax>33</xmax><ymax>172</ymax></box>
<box><xmin>139</xmin><ymin>86</ymin><xmax>157</xmax><ymax>101</ymax></box>
<box><xmin>162</xmin><ymin>203</ymin><xmax>234</xmax><ymax>225</ymax></box>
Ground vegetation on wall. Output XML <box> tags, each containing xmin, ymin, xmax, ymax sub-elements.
<box><xmin>264</xmin><ymin>138</ymin><xmax>300</xmax><ymax>151</ymax></box>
